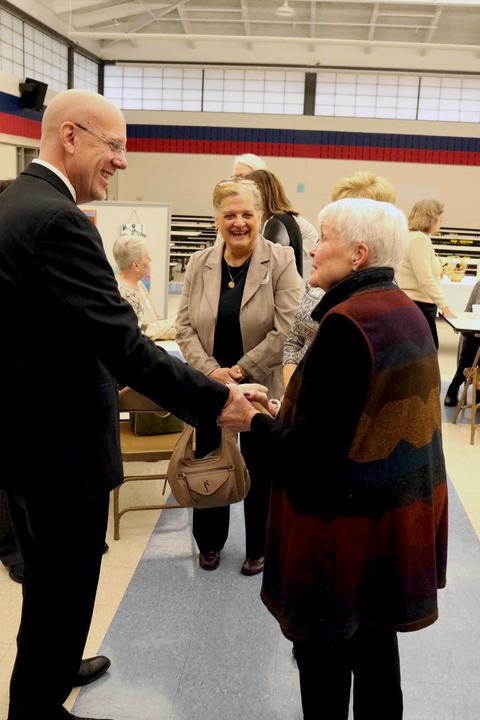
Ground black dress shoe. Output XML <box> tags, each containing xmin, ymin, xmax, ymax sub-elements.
<box><xmin>198</xmin><ymin>551</ymin><xmax>220</xmax><ymax>571</ymax></box>
<box><xmin>240</xmin><ymin>557</ymin><xmax>265</xmax><ymax>576</ymax></box>
<box><xmin>444</xmin><ymin>394</ymin><xmax>458</xmax><ymax>407</ymax></box>
<box><xmin>103</xmin><ymin>542</ymin><xmax>109</xmax><ymax>554</ymax></box>
<box><xmin>8</xmin><ymin>562</ymin><xmax>24</xmax><ymax>584</ymax></box>
<box><xmin>73</xmin><ymin>655</ymin><xmax>111</xmax><ymax>687</ymax></box>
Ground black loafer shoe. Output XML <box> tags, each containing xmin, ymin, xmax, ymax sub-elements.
<box><xmin>241</xmin><ymin>557</ymin><xmax>265</xmax><ymax>576</ymax></box>
<box><xmin>103</xmin><ymin>542</ymin><xmax>109</xmax><ymax>554</ymax></box>
<box><xmin>444</xmin><ymin>394</ymin><xmax>458</xmax><ymax>407</ymax></box>
<box><xmin>73</xmin><ymin>655</ymin><xmax>111</xmax><ymax>687</ymax></box>
<box><xmin>199</xmin><ymin>551</ymin><xmax>220</xmax><ymax>571</ymax></box>
<box><xmin>8</xmin><ymin>562</ymin><xmax>24</xmax><ymax>584</ymax></box>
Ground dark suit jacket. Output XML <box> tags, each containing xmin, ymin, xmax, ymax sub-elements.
<box><xmin>0</xmin><ymin>163</ymin><xmax>228</xmax><ymax>500</ymax></box>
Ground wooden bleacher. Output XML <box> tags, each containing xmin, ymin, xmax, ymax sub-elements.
<box><xmin>169</xmin><ymin>214</ymin><xmax>216</xmax><ymax>278</ymax></box>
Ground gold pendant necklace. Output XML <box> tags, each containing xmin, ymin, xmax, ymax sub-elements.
<box><xmin>226</xmin><ymin>259</ymin><xmax>250</xmax><ymax>289</ymax></box>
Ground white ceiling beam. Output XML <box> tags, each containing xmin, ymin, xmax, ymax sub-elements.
<box><xmin>72</xmin><ymin>4</ymin><xmax>168</xmax><ymax>29</ymax></box>
<box><xmin>52</xmin><ymin>0</ymin><xmax>139</xmax><ymax>13</ymax></box>
<box><xmin>103</xmin><ymin>0</ymin><xmax>190</xmax><ymax>47</ymax></box>
<box><xmin>68</xmin><ymin>30</ymin><xmax>480</xmax><ymax>53</ymax></box>
<box><xmin>98</xmin><ymin>18</ymin><xmax>440</xmax><ymax>29</ymax></box>
<box><xmin>368</xmin><ymin>3</ymin><xmax>379</xmax><ymax>41</ymax></box>
<box><xmin>421</xmin><ymin>7</ymin><xmax>443</xmax><ymax>54</ymax></box>
<box><xmin>240</xmin><ymin>0</ymin><xmax>253</xmax><ymax>49</ymax></box>
<box><xmin>177</xmin><ymin>5</ymin><xmax>195</xmax><ymax>47</ymax></box>
<box><xmin>424</xmin><ymin>7</ymin><xmax>443</xmax><ymax>43</ymax></box>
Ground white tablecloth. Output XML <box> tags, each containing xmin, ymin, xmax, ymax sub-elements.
<box><xmin>440</xmin><ymin>276</ymin><xmax>477</xmax><ymax>313</ymax></box>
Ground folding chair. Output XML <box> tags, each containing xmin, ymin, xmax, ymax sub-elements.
<box><xmin>452</xmin><ymin>345</ymin><xmax>480</xmax><ymax>445</ymax></box>
<box><xmin>113</xmin><ymin>387</ymin><xmax>184</xmax><ymax>539</ymax></box>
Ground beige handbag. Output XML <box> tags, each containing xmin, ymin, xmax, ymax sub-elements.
<box><xmin>166</xmin><ymin>425</ymin><xmax>250</xmax><ymax>508</ymax></box>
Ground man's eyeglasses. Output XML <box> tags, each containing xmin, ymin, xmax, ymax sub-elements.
<box><xmin>73</xmin><ymin>122</ymin><xmax>126</xmax><ymax>156</ymax></box>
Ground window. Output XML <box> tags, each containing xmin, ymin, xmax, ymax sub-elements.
<box><xmin>0</xmin><ymin>9</ymin><xmax>24</xmax><ymax>79</ymax></box>
<box><xmin>74</xmin><ymin>52</ymin><xmax>98</xmax><ymax>92</ymax></box>
<box><xmin>104</xmin><ymin>66</ymin><xmax>203</xmax><ymax>110</ymax></box>
<box><xmin>203</xmin><ymin>69</ymin><xmax>304</xmax><ymax>115</ymax></box>
<box><xmin>24</xmin><ymin>22</ymin><xmax>68</xmax><ymax>92</ymax></box>
<box><xmin>418</xmin><ymin>76</ymin><xmax>480</xmax><ymax>123</ymax></box>
<box><xmin>315</xmin><ymin>72</ymin><xmax>419</xmax><ymax>121</ymax></box>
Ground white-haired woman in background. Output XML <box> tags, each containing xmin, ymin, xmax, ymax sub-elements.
<box><xmin>220</xmin><ymin>198</ymin><xmax>448</xmax><ymax>720</ymax></box>
<box><xmin>113</xmin><ymin>235</ymin><xmax>176</xmax><ymax>340</ymax></box>
<box><xmin>232</xmin><ymin>152</ymin><xmax>267</xmax><ymax>177</ymax></box>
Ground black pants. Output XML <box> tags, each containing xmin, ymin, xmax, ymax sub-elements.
<box><xmin>414</xmin><ymin>301</ymin><xmax>439</xmax><ymax>349</ymax></box>
<box><xmin>293</xmin><ymin>627</ymin><xmax>403</xmax><ymax>720</ymax></box>
<box><xmin>448</xmin><ymin>334</ymin><xmax>480</xmax><ymax>393</ymax></box>
<box><xmin>7</xmin><ymin>491</ymin><xmax>109</xmax><ymax>720</ymax></box>
<box><xmin>192</xmin><ymin>429</ymin><xmax>270</xmax><ymax>560</ymax></box>
<box><xmin>0</xmin><ymin>490</ymin><xmax>23</xmax><ymax>569</ymax></box>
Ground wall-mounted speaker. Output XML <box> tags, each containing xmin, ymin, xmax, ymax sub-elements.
<box><xmin>18</xmin><ymin>78</ymin><xmax>48</xmax><ymax>111</ymax></box>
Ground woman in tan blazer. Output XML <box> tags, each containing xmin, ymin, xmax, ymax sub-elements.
<box><xmin>176</xmin><ymin>178</ymin><xmax>303</xmax><ymax>575</ymax></box>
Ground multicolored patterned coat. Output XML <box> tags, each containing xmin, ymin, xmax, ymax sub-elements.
<box><xmin>251</xmin><ymin>266</ymin><xmax>448</xmax><ymax>641</ymax></box>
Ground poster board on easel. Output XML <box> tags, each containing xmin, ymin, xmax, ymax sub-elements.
<box><xmin>79</xmin><ymin>201</ymin><xmax>170</xmax><ymax>319</ymax></box>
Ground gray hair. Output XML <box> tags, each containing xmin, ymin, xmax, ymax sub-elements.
<box><xmin>317</xmin><ymin>198</ymin><xmax>408</xmax><ymax>269</ymax></box>
<box><xmin>232</xmin><ymin>153</ymin><xmax>267</xmax><ymax>173</ymax></box>
<box><xmin>113</xmin><ymin>235</ymin><xmax>148</xmax><ymax>271</ymax></box>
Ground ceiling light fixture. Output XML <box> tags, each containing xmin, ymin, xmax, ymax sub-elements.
<box><xmin>275</xmin><ymin>1</ymin><xmax>296</xmax><ymax>19</ymax></box>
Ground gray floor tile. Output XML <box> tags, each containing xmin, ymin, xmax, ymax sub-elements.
<box><xmin>73</xmin><ymin>467</ymin><xmax>480</xmax><ymax>720</ymax></box>
<box><xmin>170</xmin><ymin>659</ymin><xmax>275</xmax><ymax>720</ymax></box>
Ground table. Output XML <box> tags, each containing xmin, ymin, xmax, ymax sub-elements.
<box><xmin>440</xmin><ymin>276</ymin><xmax>477</xmax><ymax>313</ymax></box>
<box><xmin>441</xmin><ymin>311</ymin><xmax>480</xmax><ymax>336</ymax></box>
<box><xmin>170</xmin><ymin>230</ymin><xmax>202</xmax><ymax>238</ymax></box>
<box><xmin>154</xmin><ymin>339</ymin><xmax>185</xmax><ymax>362</ymax></box>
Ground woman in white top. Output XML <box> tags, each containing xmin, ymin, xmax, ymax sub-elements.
<box><xmin>397</xmin><ymin>199</ymin><xmax>454</xmax><ymax>349</ymax></box>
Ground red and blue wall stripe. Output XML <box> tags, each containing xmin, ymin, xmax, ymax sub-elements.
<box><xmin>127</xmin><ymin>124</ymin><xmax>480</xmax><ymax>166</ymax></box>
<box><xmin>1</xmin><ymin>90</ymin><xmax>479</xmax><ymax>166</ymax></box>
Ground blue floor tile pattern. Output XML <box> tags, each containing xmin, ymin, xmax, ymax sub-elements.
<box><xmin>74</xmin><ymin>466</ymin><xmax>480</xmax><ymax>719</ymax></box>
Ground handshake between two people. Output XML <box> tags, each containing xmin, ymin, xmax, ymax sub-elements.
<box><xmin>217</xmin><ymin>383</ymin><xmax>280</xmax><ymax>434</ymax></box>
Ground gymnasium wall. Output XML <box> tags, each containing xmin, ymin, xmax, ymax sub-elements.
<box><xmin>0</xmin><ymin>69</ymin><xmax>478</xmax><ymax>228</ymax></box>
<box><xmin>120</xmin><ymin>110</ymin><xmax>480</xmax><ymax>227</ymax></box>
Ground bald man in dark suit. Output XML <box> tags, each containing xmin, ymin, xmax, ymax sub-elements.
<box><xmin>0</xmin><ymin>89</ymin><xmax>231</xmax><ymax>720</ymax></box>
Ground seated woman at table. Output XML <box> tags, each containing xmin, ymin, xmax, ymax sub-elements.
<box><xmin>444</xmin><ymin>279</ymin><xmax>480</xmax><ymax>406</ymax></box>
<box><xmin>113</xmin><ymin>235</ymin><xmax>176</xmax><ymax>340</ymax></box>
<box><xmin>220</xmin><ymin>198</ymin><xmax>448</xmax><ymax>720</ymax></box>
<box><xmin>175</xmin><ymin>177</ymin><xmax>303</xmax><ymax>575</ymax></box>
<box><xmin>397</xmin><ymin>198</ymin><xmax>455</xmax><ymax>348</ymax></box>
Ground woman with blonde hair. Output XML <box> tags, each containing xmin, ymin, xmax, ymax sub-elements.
<box><xmin>397</xmin><ymin>198</ymin><xmax>455</xmax><ymax>348</ymax></box>
<box><xmin>176</xmin><ymin>177</ymin><xmax>303</xmax><ymax>574</ymax></box>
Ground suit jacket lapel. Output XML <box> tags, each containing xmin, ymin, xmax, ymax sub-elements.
<box><xmin>202</xmin><ymin>240</ymin><xmax>223</xmax><ymax>320</ymax></box>
<box><xmin>241</xmin><ymin>236</ymin><xmax>270</xmax><ymax>309</ymax></box>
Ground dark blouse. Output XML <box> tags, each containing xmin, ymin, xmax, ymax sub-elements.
<box><xmin>212</xmin><ymin>257</ymin><xmax>250</xmax><ymax>369</ymax></box>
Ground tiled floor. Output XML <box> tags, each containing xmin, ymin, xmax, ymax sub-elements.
<box><xmin>1</xmin><ymin>315</ymin><xmax>479</xmax><ymax>720</ymax></box>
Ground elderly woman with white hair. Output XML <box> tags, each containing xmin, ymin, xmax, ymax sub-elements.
<box><xmin>113</xmin><ymin>234</ymin><xmax>175</xmax><ymax>340</ymax></box>
<box><xmin>232</xmin><ymin>152</ymin><xmax>267</xmax><ymax>177</ymax></box>
<box><xmin>220</xmin><ymin>198</ymin><xmax>448</xmax><ymax>720</ymax></box>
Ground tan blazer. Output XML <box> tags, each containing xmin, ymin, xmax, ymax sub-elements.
<box><xmin>175</xmin><ymin>235</ymin><xmax>304</xmax><ymax>398</ymax></box>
